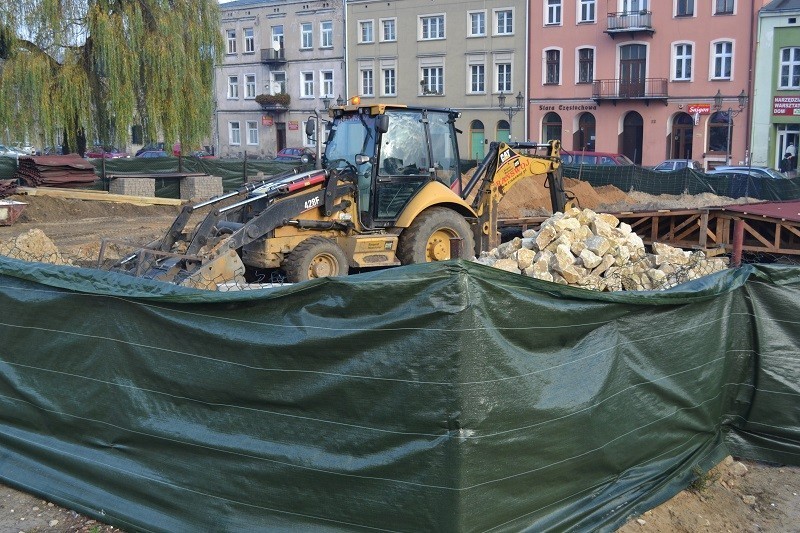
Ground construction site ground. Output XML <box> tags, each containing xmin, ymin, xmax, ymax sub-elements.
<box><xmin>0</xmin><ymin>177</ymin><xmax>798</xmax><ymax>532</ymax></box>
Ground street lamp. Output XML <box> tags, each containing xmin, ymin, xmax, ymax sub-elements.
<box><xmin>321</xmin><ymin>95</ymin><xmax>331</xmax><ymax>110</ymax></box>
<box><xmin>336</xmin><ymin>94</ymin><xmax>345</xmax><ymax>106</ymax></box>
<box><xmin>713</xmin><ymin>89</ymin><xmax>748</xmax><ymax>165</ymax></box>
<box><xmin>498</xmin><ymin>91</ymin><xmax>524</xmax><ymax>139</ymax></box>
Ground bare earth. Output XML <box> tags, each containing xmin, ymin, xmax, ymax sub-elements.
<box><xmin>0</xmin><ymin>186</ymin><xmax>797</xmax><ymax>532</ymax></box>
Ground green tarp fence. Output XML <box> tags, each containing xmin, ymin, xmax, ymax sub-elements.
<box><xmin>0</xmin><ymin>257</ymin><xmax>798</xmax><ymax>532</ymax></box>
<box><xmin>562</xmin><ymin>164</ymin><xmax>800</xmax><ymax>201</ymax></box>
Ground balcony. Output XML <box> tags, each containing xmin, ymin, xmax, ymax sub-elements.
<box><xmin>261</xmin><ymin>48</ymin><xmax>286</xmax><ymax>64</ymax></box>
<box><xmin>592</xmin><ymin>78</ymin><xmax>668</xmax><ymax>105</ymax></box>
<box><xmin>605</xmin><ymin>11</ymin><xmax>654</xmax><ymax>37</ymax></box>
<box><xmin>255</xmin><ymin>93</ymin><xmax>290</xmax><ymax>114</ymax></box>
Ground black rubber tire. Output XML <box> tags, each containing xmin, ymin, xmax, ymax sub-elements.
<box><xmin>397</xmin><ymin>207</ymin><xmax>475</xmax><ymax>264</ymax></box>
<box><xmin>284</xmin><ymin>236</ymin><xmax>349</xmax><ymax>282</ymax></box>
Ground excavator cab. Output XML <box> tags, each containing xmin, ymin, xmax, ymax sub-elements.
<box><xmin>323</xmin><ymin>105</ymin><xmax>462</xmax><ymax>230</ymax></box>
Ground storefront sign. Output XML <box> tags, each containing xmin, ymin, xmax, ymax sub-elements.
<box><xmin>773</xmin><ymin>96</ymin><xmax>800</xmax><ymax>116</ymax></box>
<box><xmin>262</xmin><ymin>115</ymin><xmax>273</xmax><ymax>126</ymax></box>
<box><xmin>687</xmin><ymin>103</ymin><xmax>711</xmax><ymax>115</ymax></box>
<box><xmin>288</xmin><ymin>121</ymin><xmax>299</xmax><ymax>131</ymax></box>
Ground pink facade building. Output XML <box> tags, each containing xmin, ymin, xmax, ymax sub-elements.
<box><xmin>528</xmin><ymin>0</ymin><xmax>767</xmax><ymax>168</ymax></box>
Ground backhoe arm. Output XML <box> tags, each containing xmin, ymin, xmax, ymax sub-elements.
<box><xmin>465</xmin><ymin>140</ymin><xmax>566</xmax><ymax>252</ymax></box>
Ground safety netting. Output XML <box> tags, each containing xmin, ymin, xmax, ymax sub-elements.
<box><xmin>0</xmin><ymin>257</ymin><xmax>797</xmax><ymax>532</ymax></box>
<box><xmin>562</xmin><ymin>164</ymin><xmax>800</xmax><ymax>201</ymax></box>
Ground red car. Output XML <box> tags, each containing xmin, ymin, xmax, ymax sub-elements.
<box><xmin>85</xmin><ymin>146</ymin><xmax>130</xmax><ymax>159</ymax></box>
<box><xmin>560</xmin><ymin>150</ymin><xmax>634</xmax><ymax>166</ymax></box>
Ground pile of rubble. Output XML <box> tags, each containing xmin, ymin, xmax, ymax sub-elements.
<box><xmin>0</xmin><ymin>229</ymin><xmax>72</xmax><ymax>266</ymax></box>
<box><xmin>476</xmin><ymin>207</ymin><xmax>728</xmax><ymax>291</ymax></box>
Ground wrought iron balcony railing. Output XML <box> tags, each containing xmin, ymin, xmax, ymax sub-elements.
<box><xmin>260</xmin><ymin>48</ymin><xmax>286</xmax><ymax>63</ymax></box>
<box><xmin>592</xmin><ymin>78</ymin><xmax>668</xmax><ymax>102</ymax></box>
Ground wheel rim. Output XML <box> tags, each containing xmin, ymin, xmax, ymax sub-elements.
<box><xmin>425</xmin><ymin>228</ymin><xmax>458</xmax><ymax>261</ymax></box>
<box><xmin>308</xmin><ymin>253</ymin><xmax>340</xmax><ymax>278</ymax></box>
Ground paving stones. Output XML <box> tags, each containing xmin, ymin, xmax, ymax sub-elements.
<box><xmin>476</xmin><ymin>207</ymin><xmax>729</xmax><ymax>291</ymax></box>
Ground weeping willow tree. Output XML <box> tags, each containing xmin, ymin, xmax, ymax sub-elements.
<box><xmin>0</xmin><ymin>0</ymin><xmax>223</xmax><ymax>153</ymax></box>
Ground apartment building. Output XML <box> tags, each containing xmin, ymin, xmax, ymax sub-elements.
<box><xmin>529</xmin><ymin>0</ymin><xmax>767</xmax><ymax>168</ymax></box>
<box><xmin>346</xmin><ymin>0</ymin><xmax>528</xmax><ymax>160</ymax></box>
<box><xmin>751</xmin><ymin>0</ymin><xmax>800</xmax><ymax>172</ymax></box>
<box><xmin>217</xmin><ymin>0</ymin><xmax>346</xmax><ymax>158</ymax></box>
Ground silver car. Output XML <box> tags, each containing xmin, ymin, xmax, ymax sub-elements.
<box><xmin>653</xmin><ymin>159</ymin><xmax>703</xmax><ymax>172</ymax></box>
<box><xmin>706</xmin><ymin>166</ymin><xmax>788</xmax><ymax>179</ymax></box>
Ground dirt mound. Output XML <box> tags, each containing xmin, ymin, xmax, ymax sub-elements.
<box><xmin>496</xmin><ymin>176</ymin><xmax>633</xmax><ymax>217</ymax></box>
<box><xmin>8</xmin><ymin>194</ymin><xmax>181</xmax><ymax>224</ymax></box>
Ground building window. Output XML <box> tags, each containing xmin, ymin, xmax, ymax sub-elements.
<box><xmin>359</xmin><ymin>20</ymin><xmax>374</xmax><ymax>43</ymax></box>
<box><xmin>229</xmin><ymin>122</ymin><xmax>241</xmax><ymax>145</ymax></box>
<box><xmin>244</xmin><ymin>28</ymin><xmax>255</xmax><ymax>53</ymax></box>
<box><xmin>546</xmin><ymin>0</ymin><xmax>562</xmax><ymax>25</ymax></box>
<box><xmin>579</xmin><ymin>0</ymin><xmax>595</xmax><ymax>23</ymax></box>
<box><xmin>545</xmin><ymin>50</ymin><xmax>560</xmax><ymax>85</ymax></box>
<box><xmin>496</xmin><ymin>63</ymin><xmax>511</xmax><ymax>92</ymax></box>
<box><xmin>381</xmin><ymin>19</ymin><xmax>396</xmax><ymax>41</ymax></box>
<box><xmin>321</xmin><ymin>70</ymin><xmax>334</xmax><ymax>97</ymax></box>
<box><xmin>578</xmin><ymin>48</ymin><xmax>594</xmax><ymax>84</ymax></box>
<box><xmin>361</xmin><ymin>69</ymin><xmax>374</xmax><ymax>96</ymax></box>
<box><xmin>422</xmin><ymin>66</ymin><xmax>444</xmax><ymax>94</ymax></box>
<box><xmin>301</xmin><ymin>23</ymin><xmax>313</xmax><ymax>49</ymax></box>
<box><xmin>542</xmin><ymin>112</ymin><xmax>562</xmax><ymax>142</ymax></box>
<box><xmin>244</xmin><ymin>74</ymin><xmax>256</xmax><ymax>98</ymax></box>
<box><xmin>271</xmin><ymin>25</ymin><xmax>284</xmax><ymax>55</ymax></box>
<box><xmin>712</xmin><ymin>41</ymin><xmax>732</xmax><ymax>79</ymax></box>
<box><xmin>227</xmin><ymin>75</ymin><xmax>239</xmax><ymax>98</ymax></box>
<box><xmin>674</xmin><ymin>43</ymin><xmax>692</xmax><ymax>80</ymax></box>
<box><xmin>383</xmin><ymin>68</ymin><xmax>396</xmax><ymax>96</ymax></box>
<box><xmin>468</xmin><ymin>11</ymin><xmax>486</xmax><ymax>37</ymax></box>
<box><xmin>779</xmin><ymin>47</ymin><xmax>800</xmax><ymax>89</ymax></box>
<box><xmin>226</xmin><ymin>30</ymin><xmax>237</xmax><ymax>54</ymax></box>
<box><xmin>676</xmin><ymin>0</ymin><xmax>694</xmax><ymax>16</ymax></box>
<box><xmin>470</xmin><ymin>64</ymin><xmax>485</xmax><ymax>93</ymax></box>
<box><xmin>420</xmin><ymin>15</ymin><xmax>445</xmax><ymax>40</ymax></box>
<box><xmin>708</xmin><ymin>111</ymin><xmax>730</xmax><ymax>153</ymax></box>
<box><xmin>714</xmin><ymin>0</ymin><xmax>734</xmax><ymax>15</ymax></box>
<box><xmin>246</xmin><ymin>121</ymin><xmax>258</xmax><ymax>145</ymax></box>
<box><xmin>301</xmin><ymin>72</ymin><xmax>314</xmax><ymax>98</ymax></box>
<box><xmin>495</xmin><ymin>9</ymin><xmax>513</xmax><ymax>35</ymax></box>
<box><xmin>321</xmin><ymin>21</ymin><xmax>333</xmax><ymax>48</ymax></box>
<box><xmin>272</xmin><ymin>71</ymin><xmax>286</xmax><ymax>94</ymax></box>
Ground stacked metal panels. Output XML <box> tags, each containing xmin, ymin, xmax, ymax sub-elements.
<box><xmin>13</xmin><ymin>155</ymin><xmax>97</xmax><ymax>188</ymax></box>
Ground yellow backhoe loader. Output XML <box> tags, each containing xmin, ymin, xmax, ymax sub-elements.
<box><xmin>108</xmin><ymin>104</ymin><xmax>567</xmax><ymax>288</ymax></box>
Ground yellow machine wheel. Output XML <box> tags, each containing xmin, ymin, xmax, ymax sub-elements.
<box><xmin>284</xmin><ymin>236</ymin><xmax>349</xmax><ymax>283</ymax></box>
<box><xmin>397</xmin><ymin>206</ymin><xmax>475</xmax><ymax>264</ymax></box>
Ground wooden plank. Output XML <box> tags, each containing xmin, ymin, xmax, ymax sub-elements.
<box><xmin>15</xmin><ymin>186</ymin><xmax>184</xmax><ymax>206</ymax></box>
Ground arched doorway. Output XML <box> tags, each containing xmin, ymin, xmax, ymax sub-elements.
<box><xmin>497</xmin><ymin>120</ymin><xmax>510</xmax><ymax>144</ymax></box>
<box><xmin>470</xmin><ymin>120</ymin><xmax>485</xmax><ymax>160</ymax></box>
<box><xmin>671</xmin><ymin>113</ymin><xmax>695</xmax><ymax>159</ymax></box>
<box><xmin>575</xmin><ymin>113</ymin><xmax>595</xmax><ymax>151</ymax></box>
<box><xmin>622</xmin><ymin>111</ymin><xmax>643</xmax><ymax>164</ymax></box>
<box><xmin>542</xmin><ymin>112</ymin><xmax>562</xmax><ymax>143</ymax></box>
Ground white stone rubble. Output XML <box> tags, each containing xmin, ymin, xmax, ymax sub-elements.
<box><xmin>475</xmin><ymin>207</ymin><xmax>728</xmax><ymax>291</ymax></box>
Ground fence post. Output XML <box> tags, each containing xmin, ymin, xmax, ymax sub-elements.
<box><xmin>243</xmin><ymin>151</ymin><xmax>248</xmax><ymax>184</ymax></box>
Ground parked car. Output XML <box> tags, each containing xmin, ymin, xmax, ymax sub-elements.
<box><xmin>12</xmin><ymin>142</ymin><xmax>36</xmax><ymax>156</ymax></box>
<box><xmin>275</xmin><ymin>147</ymin><xmax>315</xmax><ymax>164</ymax></box>
<box><xmin>653</xmin><ymin>159</ymin><xmax>703</xmax><ymax>172</ymax></box>
<box><xmin>190</xmin><ymin>149</ymin><xmax>217</xmax><ymax>159</ymax></box>
<box><xmin>0</xmin><ymin>144</ymin><xmax>23</xmax><ymax>158</ymax></box>
<box><xmin>561</xmin><ymin>150</ymin><xmax>634</xmax><ymax>166</ymax></box>
<box><xmin>136</xmin><ymin>150</ymin><xmax>169</xmax><ymax>158</ymax></box>
<box><xmin>135</xmin><ymin>142</ymin><xmax>181</xmax><ymax>157</ymax></box>
<box><xmin>85</xmin><ymin>146</ymin><xmax>129</xmax><ymax>159</ymax></box>
<box><xmin>42</xmin><ymin>145</ymin><xmax>65</xmax><ymax>155</ymax></box>
<box><xmin>706</xmin><ymin>166</ymin><xmax>788</xmax><ymax>179</ymax></box>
